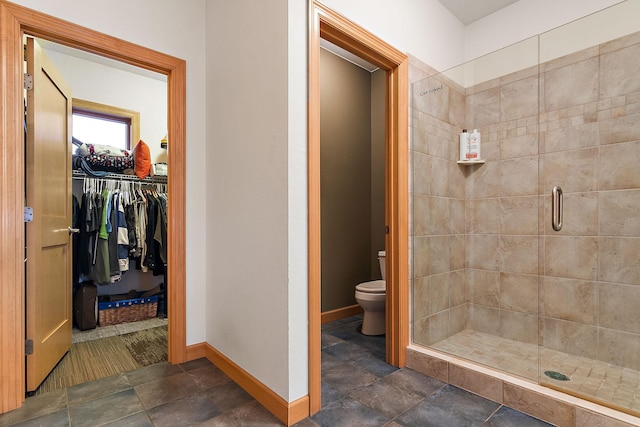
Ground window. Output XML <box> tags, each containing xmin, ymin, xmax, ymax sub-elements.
<box><xmin>72</xmin><ymin>99</ymin><xmax>140</xmax><ymax>151</ymax></box>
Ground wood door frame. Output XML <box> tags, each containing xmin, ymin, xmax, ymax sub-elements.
<box><xmin>308</xmin><ymin>1</ymin><xmax>409</xmax><ymax>413</ymax></box>
<box><xmin>0</xmin><ymin>0</ymin><xmax>187</xmax><ymax>413</ymax></box>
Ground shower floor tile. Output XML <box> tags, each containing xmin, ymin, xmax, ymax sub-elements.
<box><xmin>430</xmin><ymin>329</ymin><xmax>640</xmax><ymax>415</ymax></box>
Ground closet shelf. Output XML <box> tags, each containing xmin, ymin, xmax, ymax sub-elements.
<box><xmin>72</xmin><ymin>170</ymin><xmax>167</xmax><ymax>184</ymax></box>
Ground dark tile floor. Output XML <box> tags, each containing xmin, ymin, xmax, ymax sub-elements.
<box><xmin>0</xmin><ymin>315</ymin><xmax>554</xmax><ymax>426</ymax></box>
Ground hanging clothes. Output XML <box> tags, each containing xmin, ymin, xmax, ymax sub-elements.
<box><xmin>73</xmin><ymin>174</ymin><xmax>168</xmax><ymax>285</ymax></box>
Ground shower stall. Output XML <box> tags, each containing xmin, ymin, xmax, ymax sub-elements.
<box><xmin>410</xmin><ymin>0</ymin><xmax>640</xmax><ymax>419</ymax></box>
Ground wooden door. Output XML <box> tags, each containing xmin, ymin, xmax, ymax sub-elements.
<box><xmin>25</xmin><ymin>37</ymin><xmax>73</xmax><ymax>392</ymax></box>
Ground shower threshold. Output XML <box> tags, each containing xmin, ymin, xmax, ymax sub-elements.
<box><xmin>429</xmin><ymin>329</ymin><xmax>640</xmax><ymax>416</ymax></box>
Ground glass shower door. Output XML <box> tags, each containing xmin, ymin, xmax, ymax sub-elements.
<box><xmin>537</xmin><ymin>0</ymin><xmax>640</xmax><ymax>415</ymax></box>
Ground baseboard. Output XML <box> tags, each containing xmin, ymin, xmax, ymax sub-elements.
<box><xmin>204</xmin><ymin>343</ymin><xmax>310</xmax><ymax>426</ymax></box>
<box><xmin>321</xmin><ymin>304</ymin><xmax>363</xmax><ymax>324</ymax></box>
<box><xmin>185</xmin><ymin>342</ymin><xmax>206</xmax><ymax>361</ymax></box>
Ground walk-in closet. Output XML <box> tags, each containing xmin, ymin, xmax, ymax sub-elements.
<box><xmin>25</xmin><ymin>36</ymin><xmax>170</xmax><ymax>394</ymax></box>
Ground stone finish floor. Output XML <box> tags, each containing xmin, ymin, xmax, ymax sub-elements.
<box><xmin>0</xmin><ymin>316</ymin><xmax>552</xmax><ymax>426</ymax></box>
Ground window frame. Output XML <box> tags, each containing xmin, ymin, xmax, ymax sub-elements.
<box><xmin>72</xmin><ymin>98</ymin><xmax>140</xmax><ymax>151</ymax></box>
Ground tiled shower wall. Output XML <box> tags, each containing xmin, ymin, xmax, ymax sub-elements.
<box><xmin>411</xmin><ymin>30</ymin><xmax>640</xmax><ymax>370</ymax></box>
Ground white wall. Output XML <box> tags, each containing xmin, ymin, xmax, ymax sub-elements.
<box><xmin>43</xmin><ymin>49</ymin><xmax>168</xmax><ymax>163</ymax></box>
<box><xmin>206</xmin><ymin>0</ymin><xmax>297</xmax><ymax>401</ymax></box>
<box><xmin>12</xmin><ymin>0</ymin><xmax>208</xmax><ymax>346</ymax></box>
<box><xmin>465</xmin><ymin>0</ymin><xmax>625</xmax><ymax>62</ymax></box>
<box><xmin>287</xmin><ymin>0</ymin><xmax>309</xmax><ymax>401</ymax></box>
<box><xmin>319</xmin><ymin>0</ymin><xmax>466</xmax><ymax>72</ymax></box>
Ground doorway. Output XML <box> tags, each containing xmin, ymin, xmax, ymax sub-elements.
<box><xmin>308</xmin><ymin>1</ymin><xmax>409</xmax><ymax>414</ymax></box>
<box><xmin>0</xmin><ymin>1</ymin><xmax>187</xmax><ymax>413</ymax></box>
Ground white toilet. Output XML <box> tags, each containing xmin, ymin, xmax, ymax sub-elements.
<box><xmin>355</xmin><ymin>251</ymin><xmax>386</xmax><ymax>336</ymax></box>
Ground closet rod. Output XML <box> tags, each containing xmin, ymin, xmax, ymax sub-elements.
<box><xmin>72</xmin><ymin>170</ymin><xmax>167</xmax><ymax>184</ymax></box>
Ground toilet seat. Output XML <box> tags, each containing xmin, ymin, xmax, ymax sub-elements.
<box><xmin>355</xmin><ymin>280</ymin><xmax>385</xmax><ymax>293</ymax></box>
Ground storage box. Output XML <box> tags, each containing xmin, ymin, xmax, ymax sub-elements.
<box><xmin>98</xmin><ymin>295</ymin><xmax>158</xmax><ymax>326</ymax></box>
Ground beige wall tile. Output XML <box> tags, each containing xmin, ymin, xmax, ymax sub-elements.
<box><xmin>542</xmin><ymin>45</ymin><xmax>599</xmax><ymax>73</ymax></box>
<box><xmin>499</xmin><ymin>156</ymin><xmax>538</xmax><ymax>197</ymax></box>
<box><xmin>575</xmin><ymin>407</ymin><xmax>638</xmax><ymax>427</ymax></box>
<box><xmin>599</xmin><ymin>282</ymin><xmax>640</xmax><ymax>334</ymax></box>
<box><xmin>600</xmin><ymin>113</ymin><xmax>640</xmax><ymax>145</ymax></box>
<box><xmin>449</xmin><ymin>198</ymin><xmax>465</xmax><ymax>235</ymax></box>
<box><xmin>413</xmin><ymin>152</ymin><xmax>430</xmax><ymax>195</ymax></box>
<box><xmin>544</xmin><ymin>57</ymin><xmax>599</xmax><ymax>112</ymax></box>
<box><xmin>428</xmin><ymin>196</ymin><xmax>450</xmax><ymax>235</ymax></box>
<box><xmin>500</xmin><ymin>235</ymin><xmax>539</xmax><ymax>275</ymax></box>
<box><xmin>406</xmin><ymin>348</ymin><xmax>449</xmax><ymax>383</ymax></box>
<box><xmin>449</xmin><ymin>87</ymin><xmax>466</xmax><ymax>129</ymax></box>
<box><xmin>413</xmin><ymin>76</ymin><xmax>450</xmax><ymax>123</ymax></box>
<box><xmin>466</xmin><ymin>162</ymin><xmax>500</xmax><ymax>199</ymax></box>
<box><xmin>428</xmin><ymin>132</ymin><xmax>451</xmax><ymax>160</ymax></box>
<box><xmin>413</xmin><ymin>194</ymin><xmax>430</xmax><ymax>236</ymax></box>
<box><xmin>600</xmin><ymin>43</ymin><xmax>640</xmax><ymax>98</ymax></box>
<box><xmin>500</xmin><ymin>133</ymin><xmax>538</xmax><ymax>160</ymax></box>
<box><xmin>501</xmin><ymin>310</ymin><xmax>538</xmax><ymax>344</ymax></box>
<box><xmin>427</xmin><ymin>235</ymin><xmax>451</xmax><ymax>275</ymax></box>
<box><xmin>469</xmin><ymin>304</ymin><xmax>500</xmax><ymax>335</ymax></box>
<box><xmin>468</xmin><ymin>269</ymin><xmax>500</xmax><ymax>307</ymax></box>
<box><xmin>544</xmin><ymin>121</ymin><xmax>599</xmax><ymax>153</ymax></box>
<box><xmin>426</xmin><ymin>310</ymin><xmax>451</xmax><ymax>345</ymax></box>
<box><xmin>466</xmin><ymin>87</ymin><xmax>501</xmax><ymax>128</ymax></box>
<box><xmin>599</xmin><ymin>141</ymin><xmax>640</xmax><ymax>191</ymax></box>
<box><xmin>598</xmin><ymin>328</ymin><xmax>640</xmax><ymax>371</ymax></box>
<box><xmin>467</xmin><ymin>235</ymin><xmax>500</xmax><ymax>270</ymax></box>
<box><xmin>543</xmin><ymin>192</ymin><xmax>598</xmax><ymax>236</ymax></box>
<box><xmin>543</xmin><ymin>147</ymin><xmax>598</xmax><ymax>193</ymax></box>
<box><xmin>450</xmin><ymin>304</ymin><xmax>467</xmax><ymax>334</ymax></box>
<box><xmin>501</xmin><ymin>196</ymin><xmax>539</xmax><ymax>235</ymax></box>
<box><xmin>541</xmin><ymin>276</ymin><xmax>597</xmax><ymax>324</ymax></box>
<box><xmin>412</xmin><ymin>236</ymin><xmax>430</xmax><ymax>278</ymax></box>
<box><xmin>412</xmin><ymin>275</ymin><xmax>430</xmax><ymax>321</ymax></box>
<box><xmin>542</xmin><ymin>317</ymin><xmax>599</xmax><ymax>359</ymax></box>
<box><xmin>599</xmin><ymin>237</ymin><xmax>640</xmax><ymax>285</ymax></box>
<box><xmin>503</xmin><ymin>383</ymin><xmax>575</xmax><ymax>426</ymax></box>
<box><xmin>450</xmin><ymin>270</ymin><xmax>466</xmax><ymax>306</ymax></box>
<box><xmin>500</xmin><ymin>273</ymin><xmax>539</xmax><ymax>314</ymax></box>
<box><xmin>501</xmin><ymin>76</ymin><xmax>538</xmax><ymax>122</ymax></box>
<box><xmin>467</xmin><ymin>198</ymin><xmax>500</xmax><ymax>234</ymax></box>
<box><xmin>600</xmin><ymin>189</ymin><xmax>640</xmax><ymax>236</ymax></box>
<box><xmin>426</xmin><ymin>272</ymin><xmax>450</xmax><ymax>316</ymax></box>
<box><xmin>429</xmin><ymin>156</ymin><xmax>450</xmax><ymax>197</ymax></box>
<box><xmin>600</xmin><ymin>30</ymin><xmax>640</xmax><ymax>54</ymax></box>
<box><xmin>412</xmin><ymin>123</ymin><xmax>429</xmax><ymax>155</ymax></box>
<box><xmin>449</xmin><ymin>163</ymin><xmax>466</xmax><ymax>199</ymax></box>
<box><xmin>449</xmin><ymin>363</ymin><xmax>503</xmax><ymax>403</ymax></box>
<box><xmin>480</xmin><ymin>140</ymin><xmax>500</xmax><ymax>162</ymax></box>
<box><xmin>450</xmin><ymin>235</ymin><xmax>465</xmax><ymax>271</ymax></box>
<box><xmin>545</xmin><ymin>236</ymin><xmax>598</xmax><ymax>280</ymax></box>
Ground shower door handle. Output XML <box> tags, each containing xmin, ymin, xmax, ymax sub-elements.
<box><xmin>552</xmin><ymin>186</ymin><xmax>563</xmax><ymax>231</ymax></box>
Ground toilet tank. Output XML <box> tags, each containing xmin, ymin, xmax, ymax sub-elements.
<box><xmin>378</xmin><ymin>250</ymin><xmax>386</xmax><ymax>279</ymax></box>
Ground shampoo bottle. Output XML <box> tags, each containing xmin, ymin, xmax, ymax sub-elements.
<box><xmin>459</xmin><ymin>129</ymin><xmax>470</xmax><ymax>161</ymax></box>
<box><xmin>467</xmin><ymin>128</ymin><xmax>481</xmax><ymax>160</ymax></box>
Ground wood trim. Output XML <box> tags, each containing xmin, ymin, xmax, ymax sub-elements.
<box><xmin>385</xmin><ymin>60</ymin><xmax>409</xmax><ymax>368</ymax></box>
<box><xmin>307</xmin><ymin>2</ymin><xmax>323</xmax><ymax>415</ymax></box>
<box><xmin>309</xmin><ymin>0</ymin><xmax>409</xmax><ymax>415</ymax></box>
<box><xmin>72</xmin><ymin>98</ymin><xmax>141</xmax><ymax>149</ymax></box>
<box><xmin>204</xmin><ymin>343</ymin><xmax>310</xmax><ymax>426</ymax></box>
<box><xmin>0</xmin><ymin>0</ymin><xmax>187</xmax><ymax>413</ymax></box>
<box><xmin>186</xmin><ymin>342</ymin><xmax>206</xmax><ymax>361</ymax></box>
<box><xmin>321</xmin><ymin>305</ymin><xmax>363</xmax><ymax>324</ymax></box>
<box><xmin>0</xmin><ymin>1</ymin><xmax>26</xmax><ymax>413</ymax></box>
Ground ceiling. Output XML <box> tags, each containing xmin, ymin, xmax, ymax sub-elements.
<box><xmin>438</xmin><ymin>0</ymin><xmax>520</xmax><ymax>25</ymax></box>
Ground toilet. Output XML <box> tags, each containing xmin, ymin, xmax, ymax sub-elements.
<box><xmin>355</xmin><ymin>251</ymin><xmax>386</xmax><ymax>336</ymax></box>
